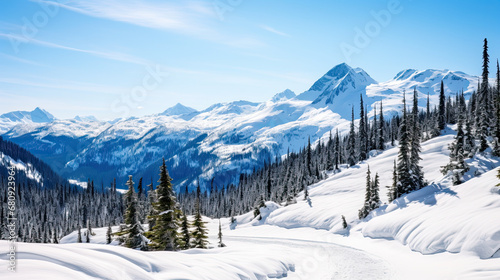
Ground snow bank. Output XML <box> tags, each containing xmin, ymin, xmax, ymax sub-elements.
<box><xmin>231</xmin><ymin>128</ymin><xmax>500</xmax><ymax>259</ymax></box>
<box><xmin>363</xmin><ymin>167</ymin><xmax>500</xmax><ymax>259</ymax></box>
<box><xmin>1</xmin><ymin>238</ymin><xmax>294</xmax><ymax>280</ymax></box>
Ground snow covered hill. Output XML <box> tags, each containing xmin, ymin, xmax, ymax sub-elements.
<box><xmin>1</xmin><ymin>64</ymin><xmax>479</xmax><ymax>191</ymax></box>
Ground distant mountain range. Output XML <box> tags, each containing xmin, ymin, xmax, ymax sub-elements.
<box><xmin>0</xmin><ymin>63</ymin><xmax>479</xmax><ymax>191</ymax></box>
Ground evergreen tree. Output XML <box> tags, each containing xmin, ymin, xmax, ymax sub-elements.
<box><xmin>409</xmin><ymin>88</ymin><xmax>425</xmax><ymax>191</ymax></box>
<box><xmin>378</xmin><ymin>101</ymin><xmax>385</xmax><ymax>150</ymax></box>
<box><xmin>334</xmin><ymin>129</ymin><xmax>340</xmax><ymax>170</ymax></box>
<box><xmin>121</xmin><ymin>176</ymin><xmax>147</xmax><ymax>250</ymax></box>
<box><xmin>341</xmin><ymin>215</ymin><xmax>348</xmax><ymax>229</ymax></box>
<box><xmin>124</xmin><ymin>176</ymin><xmax>136</xmax><ymax>225</ymax></box>
<box><xmin>217</xmin><ymin>219</ymin><xmax>226</xmax><ymax>247</ymax></box>
<box><xmin>253</xmin><ymin>195</ymin><xmax>266</xmax><ymax>219</ymax></box>
<box><xmin>358</xmin><ymin>166</ymin><xmax>372</xmax><ymax>219</ymax></box>
<box><xmin>348</xmin><ymin>107</ymin><xmax>357</xmax><ymax>166</ymax></box>
<box><xmin>326</xmin><ymin>131</ymin><xmax>334</xmax><ymax>171</ymax></box>
<box><xmin>479</xmin><ymin>38</ymin><xmax>490</xmax><ymax>152</ymax></box>
<box><xmin>464</xmin><ymin>117</ymin><xmax>475</xmax><ymax>157</ymax></box>
<box><xmin>442</xmin><ymin>100</ymin><xmax>469</xmax><ymax>185</ymax></box>
<box><xmin>359</xmin><ymin>95</ymin><xmax>368</xmax><ymax>160</ymax></box>
<box><xmin>106</xmin><ymin>225</ymin><xmax>112</xmax><ymax>244</ymax></box>
<box><xmin>148</xmin><ymin>159</ymin><xmax>179</xmax><ymax>251</ymax></box>
<box><xmin>77</xmin><ymin>226</ymin><xmax>82</xmax><ymax>243</ymax></box>
<box><xmin>494</xmin><ymin>59</ymin><xmax>500</xmax><ymax>156</ymax></box>
<box><xmin>147</xmin><ymin>181</ymin><xmax>157</xmax><ymax>231</ymax></box>
<box><xmin>396</xmin><ymin>92</ymin><xmax>412</xmax><ymax>197</ymax></box>
<box><xmin>370</xmin><ymin>172</ymin><xmax>381</xmax><ymax>211</ymax></box>
<box><xmin>388</xmin><ymin>160</ymin><xmax>398</xmax><ymax>202</ymax></box>
<box><xmin>86</xmin><ymin>219</ymin><xmax>93</xmax><ymax>243</ymax></box>
<box><xmin>179</xmin><ymin>211</ymin><xmax>191</xmax><ymax>250</ymax></box>
<box><xmin>306</xmin><ymin>137</ymin><xmax>312</xmax><ymax>175</ymax></box>
<box><xmin>191</xmin><ymin>185</ymin><xmax>208</xmax><ymax>249</ymax></box>
<box><xmin>438</xmin><ymin>81</ymin><xmax>446</xmax><ymax>131</ymax></box>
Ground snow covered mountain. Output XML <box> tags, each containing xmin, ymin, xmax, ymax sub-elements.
<box><xmin>160</xmin><ymin>103</ymin><xmax>199</xmax><ymax>119</ymax></box>
<box><xmin>271</xmin><ymin>89</ymin><xmax>296</xmax><ymax>102</ymax></box>
<box><xmin>297</xmin><ymin>63</ymin><xmax>377</xmax><ymax>119</ymax></box>
<box><xmin>1</xmin><ymin>64</ymin><xmax>479</xmax><ymax>191</ymax></box>
<box><xmin>0</xmin><ymin>107</ymin><xmax>55</xmax><ymax>133</ymax></box>
<box><xmin>74</xmin><ymin>115</ymin><xmax>99</xmax><ymax>122</ymax></box>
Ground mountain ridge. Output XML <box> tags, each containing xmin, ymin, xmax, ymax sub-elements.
<box><xmin>1</xmin><ymin>63</ymin><xmax>480</xmax><ymax>191</ymax></box>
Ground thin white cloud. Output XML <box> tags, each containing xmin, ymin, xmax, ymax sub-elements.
<box><xmin>35</xmin><ymin>0</ymin><xmax>216</xmax><ymax>34</ymax></box>
<box><xmin>0</xmin><ymin>33</ymin><xmax>151</xmax><ymax>65</ymax></box>
<box><xmin>260</xmin><ymin>25</ymin><xmax>290</xmax><ymax>37</ymax></box>
<box><xmin>34</xmin><ymin>0</ymin><xmax>267</xmax><ymax>49</ymax></box>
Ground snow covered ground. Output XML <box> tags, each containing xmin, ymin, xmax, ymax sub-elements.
<box><xmin>2</xmin><ymin>128</ymin><xmax>500</xmax><ymax>279</ymax></box>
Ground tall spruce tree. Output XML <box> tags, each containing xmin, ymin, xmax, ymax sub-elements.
<box><xmin>348</xmin><ymin>107</ymin><xmax>357</xmax><ymax>166</ymax></box>
<box><xmin>378</xmin><ymin>101</ymin><xmax>385</xmax><ymax>150</ymax></box>
<box><xmin>370</xmin><ymin>172</ymin><xmax>380</xmax><ymax>211</ymax></box>
<box><xmin>479</xmin><ymin>38</ymin><xmax>490</xmax><ymax>152</ymax></box>
<box><xmin>179</xmin><ymin>211</ymin><xmax>191</xmax><ymax>250</ymax></box>
<box><xmin>77</xmin><ymin>226</ymin><xmax>82</xmax><ymax>243</ymax></box>
<box><xmin>191</xmin><ymin>185</ymin><xmax>208</xmax><ymax>249</ymax></box>
<box><xmin>334</xmin><ymin>129</ymin><xmax>340</xmax><ymax>170</ymax></box>
<box><xmin>442</xmin><ymin>109</ymin><xmax>469</xmax><ymax>185</ymax></box>
<box><xmin>438</xmin><ymin>81</ymin><xmax>446</xmax><ymax>131</ymax></box>
<box><xmin>122</xmin><ymin>175</ymin><xmax>147</xmax><ymax>250</ymax></box>
<box><xmin>148</xmin><ymin>159</ymin><xmax>179</xmax><ymax>251</ymax></box>
<box><xmin>358</xmin><ymin>166</ymin><xmax>372</xmax><ymax>219</ymax></box>
<box><xmin>359</xmin><ymin>95</ymin><xmax>368</xmax><ymax>160</ymax></box>
<box><xmin>409</xmin><ymin>88</ymin><xmax>425</xmax><ymax>191</ymax></box>
<box><xmin>396</xmin><ymin>92</ymin><xmax>412</xmax><ymax>197</ymax></box>
<box><xmin>494</xmin><ymin>60</ymin><xmax>500</xmax><ymax>155</ymax></box>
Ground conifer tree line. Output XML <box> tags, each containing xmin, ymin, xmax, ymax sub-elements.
<box><xmin>0</xmin><ymin>136</ymin><xmax>123</xmax><ymax>243</ymax></box>
<box><xmin>0</xmin><ymin>136</ymin><xmax>211</xmax><ymax>250</ymax></box>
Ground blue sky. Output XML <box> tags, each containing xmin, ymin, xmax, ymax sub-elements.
<box><xmin>1</xmin><ymin>0</ymin><xmax>499</xmax><ymax>120</ymax></box>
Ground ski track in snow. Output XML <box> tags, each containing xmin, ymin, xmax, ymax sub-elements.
<box><xmin>224</xmin><ymin>235</ymin><xmax>391</xmax><ymax>280</ymax></box>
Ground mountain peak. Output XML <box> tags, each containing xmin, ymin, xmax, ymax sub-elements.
<box><xmin>271</xmin><ymin>89</ymin><xmax>296</xmax><ymax>102</ymax></box>
<box><xmin>0</xmin><ymin>107</ymin><xmax>55</xmax><ymax>123</ymax></box>
<box><xmin>161</xmin><ymin>103</ymin><xmax>198</xmax><ymax>116</ymax></box>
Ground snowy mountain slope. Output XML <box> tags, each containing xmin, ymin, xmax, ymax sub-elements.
<box><xmin>0</xmin><ymin>152</ymin><xmax>43</xmax><ymax>183</ymax></box>
<box><xmin>1</xmin><ymin>64</ymin><xmax>480</xmax><ymax>191</ymax></box>
<box><xmin>0</xmin><ymin>107</ymin><xmax>55</xmax><ymax>133</ymax></box>
<box><xmin>227</xmin><ymin>127</ymin><xmax>500</xmax><ymax>260</ymax></box>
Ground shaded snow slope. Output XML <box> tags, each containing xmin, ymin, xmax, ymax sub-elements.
<box><xmin>0</xmin><ymin>152</ymin><xmax>43</xmax><ymax>183</ymax></box>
